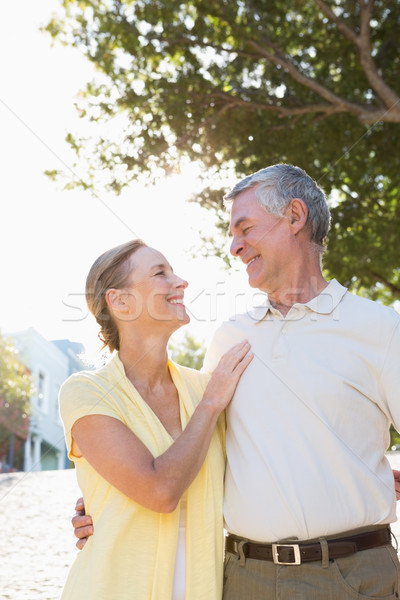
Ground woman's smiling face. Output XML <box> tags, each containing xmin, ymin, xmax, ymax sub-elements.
<box><xmin>119</xmin><ymin>246</ymin><xmax>190</xmax><ymax>328</ymax></box>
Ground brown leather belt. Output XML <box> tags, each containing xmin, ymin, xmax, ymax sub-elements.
<box><xmin>225</xmin><ymin>526</ymin><xmax>392</xmax><ymax>565</ymax></box>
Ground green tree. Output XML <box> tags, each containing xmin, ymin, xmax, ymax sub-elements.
<box><xmin>0</xmin><ymin>333</ymin><xmax>32</xmax><ymax>467</ymax></box>
<box><xmin>390</xmin><ymin>426</ymin><xmax>400</xmax><ymax>450</ymax></box>
<box><xmin>169</xmin><ymin>332</ymin><xmax>206</xmax><ymax>370</ymax></box>
<box><xmin>45</xmin><ymin>0</ymin><xmax>400</xmax><ymax>301</ymax></box>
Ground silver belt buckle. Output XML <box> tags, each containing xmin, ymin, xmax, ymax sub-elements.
<box><xmin>272</xmin><ymin>543</ymin><xmax>301</xmax><ymax>565</ymax></box>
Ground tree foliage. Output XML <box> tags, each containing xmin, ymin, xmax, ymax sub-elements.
<box><xmin>390</xmin><ymin>426</ymin><xmax>400</xmax><ymax>450</ymax></box>
<box><xmin>0</xmin><ymin>333</ymin><xmax>32</xmax><ymax>458</ymax></box>
<box><xmin>169</xmin><ymin>332</ymin><xmax>206</xmax><ymax>371</ymax></box>
<box><xmin>45</xmin><ymin>0</ymin><xmax>400</xmax><ymax>301</ymax></box>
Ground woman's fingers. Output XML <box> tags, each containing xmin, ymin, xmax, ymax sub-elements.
<box><xmin>233</xmin><ymin>347</ymin><xmax>254</xmax><ymax>374</ymax></box>
<box><xmin>218</xmin><ymin>340</ymin><xmax>251</xmax><ymax>371</ymax></box>
<box><xmin>76</xmin><ymin>537</ymin><xmax>88</xmax><ymax>550</ymax></box>
<box><xmin>74</xmin><ymin>497</ymin><xmax>85</xmax><ymax>515</ymax></box>
<box><xmin>209</xmin><ymin>341</ymin><xmax>252</xmax><ymax>389</ymax></box>
<box><xmin>203</xmin><ymin>340</ymin><xmax>253</xmax><ymax>412</ymax></box>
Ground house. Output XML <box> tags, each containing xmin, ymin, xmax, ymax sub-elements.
<box><xmin>11</xmin><ymin>328</ymin><xmax>87</xmax><ymax>471</ymax></box>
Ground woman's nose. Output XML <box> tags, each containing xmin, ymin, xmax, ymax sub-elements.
<box><xmin>175</xmin><ymin>275</ymin><xmax>188</xmax><ymax>289</ymax></box>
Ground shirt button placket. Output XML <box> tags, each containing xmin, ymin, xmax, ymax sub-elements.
<box><xmin>273</xmin><ymin>323</ymin><xmax>288</xmax><ymax>360</ymax></box>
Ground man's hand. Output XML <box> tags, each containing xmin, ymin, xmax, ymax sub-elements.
<box><xmin>72</xmin><ymin>497</ymin><xmax>94</xmax><ymax>550</ymax></box>
<box><xmin>393</xmin><ymin>470</ymin><xmax>400</xmax><ymax>501</ymax></box>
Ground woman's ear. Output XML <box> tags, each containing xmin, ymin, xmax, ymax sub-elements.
<box><xmin>286</xmin><ymin>198</ymin><xmax>308</xmax><ymax>235</ymax></box>
<box><xmin>106</xmin><ymin>288</ymin><xmax>140</xmax><ymax>322</ymax></box>
<box><xmin>105</xmin><ymin>289</ymin><xmax>129</xmax><ymax>313</ymax></box>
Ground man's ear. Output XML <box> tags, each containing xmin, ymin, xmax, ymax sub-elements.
<box><xmin>286</xmin><ymin>198</ymin><xmax>308</xmax><ymax>234</ymax></box>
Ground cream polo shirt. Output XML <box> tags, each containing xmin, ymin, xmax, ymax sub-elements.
<box><xmin>203</xmin><ymin>279</ymin><xmax>400</xmax><ymax>543</ymax></box>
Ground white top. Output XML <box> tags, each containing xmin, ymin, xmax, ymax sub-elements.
<box><xmin>203</xmin><ymin>280</ymin><xmax>400</xmax><ymax>542</ymax></box>
<box><xmin>172</xmin><ymin>493</ymin><xmax>187</xmax><ymax>600</ymax></box>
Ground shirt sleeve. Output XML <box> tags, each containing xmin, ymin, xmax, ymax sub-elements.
<box><xmin>59</xmin><ymin>372</ymin><xmax>125</xmax><ymax>459</ymax></box>
<box><xmin>379</xmin><ymin>319</ymin><xmax>400</xmax><ymax>431</ymax></box>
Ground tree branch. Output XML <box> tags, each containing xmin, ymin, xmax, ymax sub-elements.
<box><xmin>313</xmin><ymin>0</ymin><xmax>400</xmax><ymax>111</ymax></box>
<box><xmin>312</xmin><ymin>0</ymin><xmax>358</xmax><ymax>45</ymax></box>
<box><xmin>357</xmin><ymin>0</ymin><xmax>400</xmax><ymax>110</ymax></box>
<box><xmin>244</xmin><ymin>39</ymin><xmax>399</xmax><ymax>123</ymax></box>
<box><xmin>209</xmin><ymin>88</ymin><xmax>400</xmax><ymax>123</ymax></box>
<box><xmin>367</xmin><ymin>271</ymin><xmax>400</xmax><ymax>297</ymax></box>
<box><xmin>210</xmin><ymin>91</ymin><xmax>349</xmax><ymax>117</ymax></box>
<box><xmin>247</xmin><ymin>39</ymin><xmax>355</xmax><ymax>108</ymax></box>
<box><xmin>149</xmin><ymin>20</ymin><xmax>400</xmax><ymax>124</ymax></box>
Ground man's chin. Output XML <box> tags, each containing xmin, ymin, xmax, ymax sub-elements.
<box><xmin>248</xmin><ymin>275</ymin><xmax>260</xmax><ymax>289</ymax></box>
<box><xmin>247</xmin><ymin>274</ymin><xmax>268</xmax><ymax>293</ymax></box>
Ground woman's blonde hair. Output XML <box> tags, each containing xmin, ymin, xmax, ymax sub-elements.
<box><xmin>85</xmin><ymin>239</ymin><xmax>147</xmax><ymax>352</ymax></box>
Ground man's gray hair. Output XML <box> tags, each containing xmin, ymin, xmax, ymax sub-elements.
<box><xmin>224</xmin><ymin>164</ymin><xmax>331</xmax><ymax>250</ymax></box>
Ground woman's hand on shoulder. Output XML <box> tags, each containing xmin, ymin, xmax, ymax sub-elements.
<box><xmin>202</xmin><ymin>340</ymin><xmax>253</xmax><ymax>413</ymax></box>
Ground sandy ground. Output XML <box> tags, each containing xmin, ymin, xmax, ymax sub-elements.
<box><xmin>1</xmin><ymin>454</ymin><xmax>400</xmax><ymax>600</ymax></box>
<box><xmin>0</xmin><ymin>469</ymin><xmax>80</xmax><ymax>600</ymax></box>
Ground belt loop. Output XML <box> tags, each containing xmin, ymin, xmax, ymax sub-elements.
<box><xmin>238</xmin><ymin>540</ymin><xmax>247</xmax><ymax>567</ymax></box>
<box><xmin>319</xmin><ymin>538</ymin><xmax>329</xmax><ymax>569</ymax></box>
<box><xmin>390</xmin><ymin>527</ymin><xmax>398</xmax><ymax>552</ymax></box>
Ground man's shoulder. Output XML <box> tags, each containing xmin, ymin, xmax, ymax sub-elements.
<box><xmin>202</xmin><ymin>309</ymin><xmax>260</xmax><ymax>374</ymax></box>
<box><xmin>208</xmin><ymin>308</ymin><xmax>262</xmax><ymax>350</ymax></box>
<box><xmin>342</xmin><ymin>290</ymin><xmax>399</xmax><ymax>322</ymax></box>
<box><xmin>214</xmin><ymin>309</ymin><xmax>259</xmax><ymax>336</ymax></box>
<box><xmin>338</xmin><ymin>290</ymin><xmax>400</xmax><ymax>339</ymax></box>
<box><xmin>220</xmin><ymin>302</ymin><xmax>269</xmax><ymax>328</ymax></box>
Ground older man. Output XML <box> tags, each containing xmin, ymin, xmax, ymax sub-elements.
<box><xmin>73</xmin><ymin>164</ymin><xmax>400</xmax><ymax>599</ymax></box>
<box><xmin>202</xmin><ymin>164</ymin><xmax>400</xmax><ymax>599</ymax></box>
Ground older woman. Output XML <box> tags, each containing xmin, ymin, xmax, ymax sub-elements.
<box><xmin>59</xmin><ymin>239</ymin><xmax>252</xmax><ymax>600</ymax></box>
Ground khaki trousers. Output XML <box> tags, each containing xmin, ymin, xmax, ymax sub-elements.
<box><xmin>223</xmin><ymin>544</ymin><xmax>400</xmax><ymax>600</ymax></box>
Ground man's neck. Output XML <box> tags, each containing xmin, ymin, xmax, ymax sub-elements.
<box><xmin>266</xmin><ymin>274</ymin><xmax>329</xmax><ymax>317</ymax></box>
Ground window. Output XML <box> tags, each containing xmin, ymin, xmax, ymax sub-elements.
<box><xmin>54</xmin><ymin>383</ymin><xmax>61</xmax><ymax>421</ymax></box>
<box><xmin>37</xmin><ymin>372</ymin><xmax>45</xmax><ymax>409</ymax></box>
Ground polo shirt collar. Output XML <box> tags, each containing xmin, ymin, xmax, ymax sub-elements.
<box><xmin>248</xmin><ymin>279</ymin><xmax>348</xmax><ymax>322</ymax></box>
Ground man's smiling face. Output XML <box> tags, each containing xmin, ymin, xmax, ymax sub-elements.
<box><xmin>228</xmin><ymin>186</ymin><xmax>293</xmax><ymax>292</ymax></box>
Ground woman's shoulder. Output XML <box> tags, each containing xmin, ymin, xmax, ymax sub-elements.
<box><xmin>170</xmin><ymin>361</ymin><xmax>210</xmax><ymax>391</ymax></box>
<box><xmin>59</xmin><ymin>356</ymin><xmax>126</xmax><ymax>427</ymax></box>
<box><xmin>59</xmin><ymin>356</ymin><xmax>120</xmax><ymax>402</ymax></box>
<box><xmin>61</xmin><ymin>363</ymin><xmax>108</xmax><ymax>391</ymax></box>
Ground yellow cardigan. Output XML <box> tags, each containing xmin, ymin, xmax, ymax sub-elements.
<box><xmin>59</xmin><ymin>354</ymin><xmax>225</xmax><ymax>600</ymax></box>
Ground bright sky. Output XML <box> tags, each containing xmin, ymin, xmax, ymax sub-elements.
<box><xmin>0</xmin><ymin>0</ymin><xmax>261</xmax><ymax>359</ymax></box>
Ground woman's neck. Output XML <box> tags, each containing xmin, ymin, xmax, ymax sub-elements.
<box><xmin>118</xmin><ymin>331</ymin><xmax>171</xmax><ymax>389</ymax></box>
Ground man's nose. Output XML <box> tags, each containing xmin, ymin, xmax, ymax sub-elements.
<box><xmin>230</xmin><ymin>236</ymin><xmax>243</xmax><ymax>257</ymax></box>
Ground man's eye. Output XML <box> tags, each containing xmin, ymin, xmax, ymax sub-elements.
<box><xmin>155</xmin><ymin>271</ymin><xmax>165</xmax><ymax>276</ymax></box>
<box><xmin>242</xmin><ymin>227</ymin><xmax>250</xmax><ymax>234</ymax></box>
